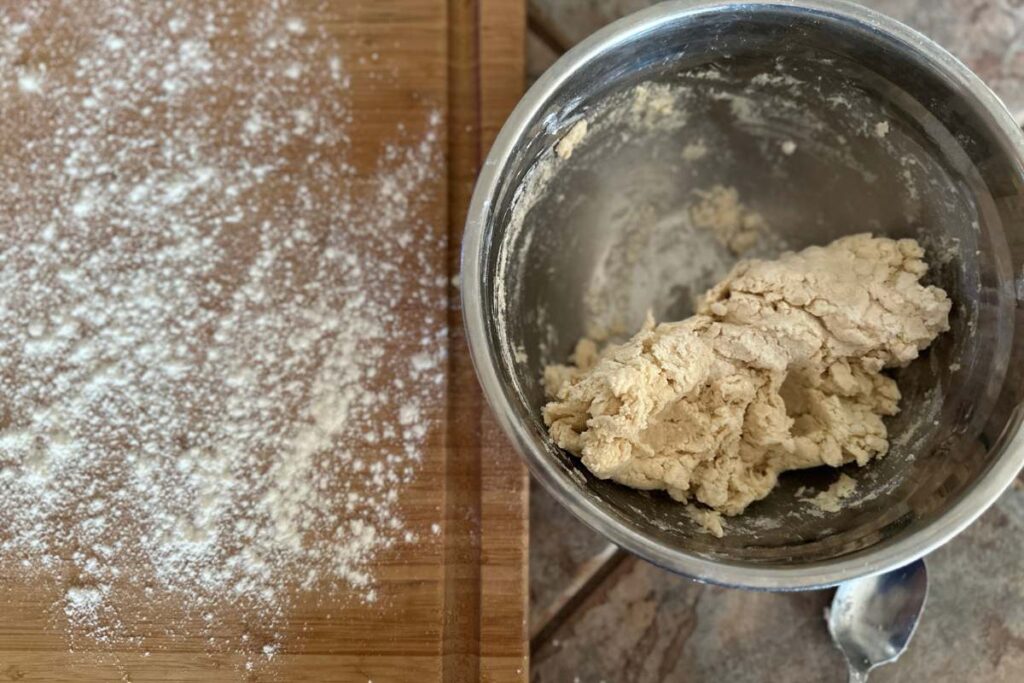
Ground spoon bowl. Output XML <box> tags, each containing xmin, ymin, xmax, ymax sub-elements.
<box><xmin>827</xmin><ymin>559</ymin><xmax>929</xmax><ymax>681</ymax></box>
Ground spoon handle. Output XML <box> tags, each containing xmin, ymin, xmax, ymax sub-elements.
<box><xmin>847</xmin><ymin>667</ymin><xmax>869</xmax><ymax>683</ymax></box>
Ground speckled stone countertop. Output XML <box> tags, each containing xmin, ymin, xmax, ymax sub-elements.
<box><xmin>525</xmin><ymin>2</ymin><xmax>1024</xmax><ymax>681</ymax></box>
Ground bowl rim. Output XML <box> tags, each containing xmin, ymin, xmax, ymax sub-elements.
<box><xmin>460</xmin><ymin>0</ymin><xmax>1024</xmax><ymax>590</ymax></box>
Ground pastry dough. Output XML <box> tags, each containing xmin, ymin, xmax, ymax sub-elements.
<box><xmin>543</xmin><ymin>234</ymin><xmax>950</xmax><ymax>517</ymax></box>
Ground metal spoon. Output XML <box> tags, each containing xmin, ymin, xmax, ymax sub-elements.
<box><xmin>826</xmin><ymin>559</ymin><xmax>929</xmax><ymax>682</ymax></box>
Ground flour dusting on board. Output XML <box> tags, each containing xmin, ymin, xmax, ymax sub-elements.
<box><xmin>0</xmin><ymin>0</ymin><xmax>444</xmax><ymax>665</ymax></box>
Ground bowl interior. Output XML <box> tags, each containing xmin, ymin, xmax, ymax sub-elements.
<box><xmin>479</xmin><ymin>4</ymin><xmax>1024</xmax><ymax>572</ymax></box>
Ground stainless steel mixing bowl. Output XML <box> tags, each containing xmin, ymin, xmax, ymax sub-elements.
<box><xmin>462</xmin><ymin>0</ymin><xmax>1024</xmax><ymax>589</ymax></box>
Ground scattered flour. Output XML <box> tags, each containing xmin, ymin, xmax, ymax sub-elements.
<box><xmin>0</xmin><ymin>0</ymin><xmax>444</xmax><ymax>663</ymax></box>
<box><xmin>806</xmin><ymin>474</ymin><xmax>859</xmax><ymax>513</ymax></box>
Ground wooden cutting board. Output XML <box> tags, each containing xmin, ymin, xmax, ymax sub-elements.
<box><xmin>0</xmin><ymin>1</ymin><xmax>527</xmax><ymax>680</ymax></box>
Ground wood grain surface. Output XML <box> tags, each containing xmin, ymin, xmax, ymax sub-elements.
<box><xmin>446</xmin><ymin>0</ymin><xmax>529</xmax><ymax>680</ymax></box>
<box><xmin>0</xmin><ymin>1</ymin><xmax>527</xmax><ymax>681</ymax></box>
